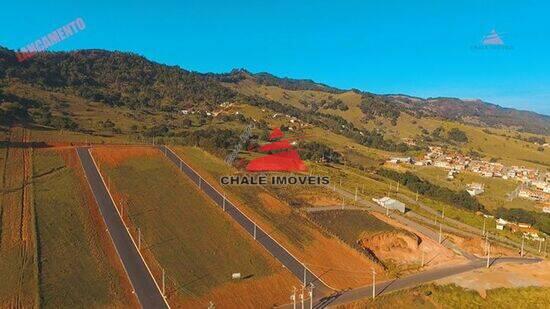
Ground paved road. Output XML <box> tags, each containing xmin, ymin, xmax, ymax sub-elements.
<box><xmin>324</xmin><ymin>256</ymin><xmax>542</xmax><ymax>307</ymax></box>
<box><xmin>77</xmin><ymin>148</ymin><xmax>168</xmax><ymax>309</ymax></box>
<box><xmin>159</xmin><ymin>146</ymin><xmax>333</xmax><ymax>296</ymax></box>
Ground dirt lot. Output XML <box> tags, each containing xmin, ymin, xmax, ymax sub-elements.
<box><xmin>438</xmin><ymin>261</ymin><xmax>550</xmax><ymax>297</ymax></box>
<box><xmin>369</xmin><ymin>211</ymin><xmax>466</xmax><ymax>270</ymax></box>
<box><xmin>449</xmin><ymin>234</ymin><xmax>518</xmax><ymax>257</ymax></box>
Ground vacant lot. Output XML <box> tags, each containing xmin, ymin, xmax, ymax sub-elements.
<box><xmin>33</xmin><ymin>148</ymin><xmax>133</xmax><ymax>307</ymax></box>
<box><xmin>338</xmin><ymin>284</ymin><xmax>550</xmax><ymax>309</ymax></box>
<box><xmin>92</xmin><ymin>147</ymin><xmax>297</xmax><ymax>307</ymax></box>
<box><xmin>171</xmin><ymin>146</ymin><xmax>385</xmax><ymax>289</ymax></box>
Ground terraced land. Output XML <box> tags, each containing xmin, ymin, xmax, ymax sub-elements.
<box><xmin>33</xmin><ymin>148</ymin><xmax>133</xmax><ymax>307</ymax></box>
<box><xmin>171</xmin><ymin>146</ymin><xmax>385</xmax><ymax>289</ymax></box>
<box><xmin>91</xmin><ymin>147</ymin><xmax>298</xmax><ymax>308</ymax></box>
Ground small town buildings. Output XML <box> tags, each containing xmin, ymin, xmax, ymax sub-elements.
<box><xmin>388</xmin><ymin>157</ymin><xmax>413</xmax><ymax>164</ymax></box>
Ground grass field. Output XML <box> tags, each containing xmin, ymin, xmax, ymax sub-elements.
<box><xmin>308</xmin><ymin>210</ymin><xmax>396</xmax><ymax>243</ymax></box>
<box><xmin>170</xmin><ymin>146</ymin><xmax>386</xmax><ymax>289</ymax></box>
<box><xmin>0</xmin><ymin>127</ymin><xmax>38</xmax><ymax>308</ymax></box>
<box><xmin>33</xmin><ymin>148</ymin><xmax>133</xmax><ymax>308</ymax></box>
<box><xmin>338</xmin><ymin>284</ymin><xmax>550</xmax><ymax>309</ymax></box>
<box><xmin>92</xmin><ymin>147</ymin><xmax>298</xmax><ymax>307</ymax></box>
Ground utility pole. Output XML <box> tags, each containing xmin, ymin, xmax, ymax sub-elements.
<box><xmin>355</xmin><ymin>187</ymin><xmax>358</xmax><ymax>203</ymax></box>
<box><xmin>162</xmin><ymin>268</ymin><xmax>166</xmax><ymax>296</ymax></box>
<box><xmin>396</xmin><ymin>182</ymin><xmax>399</xmax><ymax>192</ymax></box>
<box><xmin>291</xmin><ymin>286</ymin><xmax>297</xmax><ymax>309</ymax></box>
<box><xmin>372</xmin><ymin>268</ymin><xmax>376</xmax><ymax>300</ymax></box>
<box><xmin>482</xmin><ymin>217</ymin><xmax>486</xmax><ymax>236</ymax></box>
<box><xmin>253</xmin><ymin>224</ymin><xmax>257</xmax><ymax>240</ymax></box>
<box><xmin>421</xmin><ymin>251</ymin><xmax>425</xmax><ymax>267</ymax></box>
<box><xmin>300</xmin><ymin>287</ymin><xmax>304</xmax><ymax>309</ymax></box>
<box><xmin>138</xmin><ymin>228</ymin><xmax>141</xmax><ymax>250</ymax></box>
<box><xmin>521</xmin><ymin>235</ymin><xmax>525</xmax><ymax>257</ymax></box>
<box><xmin>303</xmin><ymin>264</ymin><xmax>307</xmax><ymax>287</ymax></box>
<box><xmin>341</xmin><ymin>196</ymin><xmax>345</xmax><ymax>210</ymax></box>
<box><xmin>362</xmin><ymin>183</ymin><xmax>365</xmax><ymax>194</ymax></box>
<box><xmin>485</xmin><ymin>233</ymin><xmax>489</xmax><ymax>255</ymax></box>
<box><xmin>308</xmin><ymin>283</ymin><xmax>314</xmax><ymax>309</ymax></box>
<box><xmin>486</xmin><ymin>242</ymin><xmax>491</xmax><ymax>268</ymax></box>
<box><xmin>438</xmin><ymin>222</ymin><xmax>443</xmax><ymax>244</ymax></box>
<box><xmin>441</xmin><ymin>205</ymin><xmax>445</xmax><ymax>219</ymax></box>
<box><xmin>415</xmin><ymin>191</ymin><xmax>419</xmax><ymax>201</ymax></box>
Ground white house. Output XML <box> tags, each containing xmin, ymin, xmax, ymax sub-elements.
<box><xmin>372</xmin><ymin>197</ymin><xmax>406</xmax><ymax>213</ymax></box>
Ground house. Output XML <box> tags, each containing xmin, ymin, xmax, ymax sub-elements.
<box><xmin>496</xmin><ymin>218</ymin><xmax>509</xmax><ymax>225</ymax></box>
<box><xmin>466</xmin><ymin>183</ymin><xmax>484</xmax><ymax>196</ymax></box>
<box><xmin>372</xmin><ymin>197</ymin><xmax>406</xmax><ymax>213</ymax></box>
<box><xmin>543</xmin><ymin>207</ymin><xmax>550</xmax><ymax>214</ymax></box>
<box><xmin>388</xmin><ymin>157</ymin><xmax>412</xmax><ymax>164</ymax></box>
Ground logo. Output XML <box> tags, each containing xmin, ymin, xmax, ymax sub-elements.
<box><xmin>245</xmin><ymin>127</ymin><xmax>307</xmax><ymax>172</ymax></box>
<box><xmin>16</xmin><ymin>17</ymin><xmax>87</xmax><ymax>62</ymax></box>
<box><xmin>220</xmin><ymin>127</ymin><xmax>330</xmax><ymax>186</ymax></box>
<box><xmin>472</xmin><ymin>29</ymin><xmax>513</xmax><ymax>50</ymax></box>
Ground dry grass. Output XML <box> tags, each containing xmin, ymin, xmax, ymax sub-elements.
<box><xmin>33</xmin><ymin>148</ymin><xmax>136</xmax><ymax>307</ymax></box>
<box><xmin>172</xmin><ymin>146</ymin><xmax>386</xmax><ymax>289</ymax></box>
<box><xmin>92</xmin><ymin>147</ymin><xmax>298</xmax><ymax>307</ymax></box>
<box><xmin>0</xmin><ymin>127</ymin><xmax>39</xmax><ymax>308</ymax></box>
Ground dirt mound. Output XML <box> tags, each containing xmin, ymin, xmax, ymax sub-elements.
<box><xmin>359</xmin><ymin>231</ymin><xmax>420</xmax><ymax>263</ymax></box>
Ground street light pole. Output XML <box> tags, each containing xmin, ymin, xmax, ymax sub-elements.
<box><xmin>438</xmin><ymin>222</ymin><xmax>443</xmax><ymax>244</ymax></box>
<box><xmin>372</xmin><ymin>268</ymin><xmax>376</xmax><ymax>300</ymax></box>
<box><xmin>300</xmin><ymin>288</ymin><xmax>304</xmax><ymax>309</ymax></box>
<box><xmin>291</xmin><ymin>286</ymin><xmax>296</xmax><ymax>309</ymax></box>
<box><xmin>309</xmin><ymin>283</ymin><xmax>314</xmax><ymax>309</ymax></box>
<box><xmin>486</xmin><ymin>242</ymin><xmax>491</xmax><ymax>268</ymax></box>
<box><xmin>521</xmin><ymin>235</ymin><xmax>525</xmax><ymax>257</ymax></box>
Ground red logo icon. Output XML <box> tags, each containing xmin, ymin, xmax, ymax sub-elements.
<box><xmin>245</xmin><ymin>128</ymin><xmax>307</xmax><ymax>172</ymax></box>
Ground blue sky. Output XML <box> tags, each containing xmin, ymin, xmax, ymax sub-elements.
<box><xmin>1</xmin><ymin>0</ymin><xmax>549</xmax><ymax>115</ymax></box>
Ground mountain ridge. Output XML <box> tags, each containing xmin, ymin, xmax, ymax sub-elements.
<box><xmin>1</xmin><ymin>47</ymin><xmax>548</xmax><ymax>135</ymax></box>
